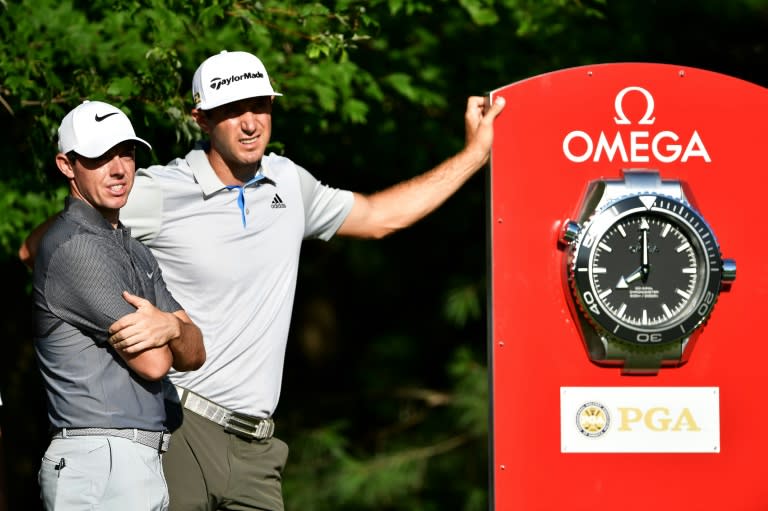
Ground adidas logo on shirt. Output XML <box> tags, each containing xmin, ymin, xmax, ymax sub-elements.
<box><xmin>271</xmin><ymin>194</ymin><xmax>286</xmax><ymax>209</ymax></box>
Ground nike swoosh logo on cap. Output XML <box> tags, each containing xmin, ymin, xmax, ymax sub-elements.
<box><xmin>94</xmin><ymin>112</ymin><xmax>119</xmax><ymax>122</ymax></box>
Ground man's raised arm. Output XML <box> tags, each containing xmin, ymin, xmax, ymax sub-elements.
<box><xmin>337</xmin><ymin>95</ymin><xmax>505</xmax><ymax>239</ymax></box>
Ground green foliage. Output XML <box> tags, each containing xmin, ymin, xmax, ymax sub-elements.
<box><xmin>283</xmin><ymin>348</ymin><xmax>488</xmax><ymax>510</ymax></box>
<box><xmin>459</xmin><ymin>0</ymin><xmax>500</xmax><ymax>25</ymax></box>
<box><xmin>285</xmin><ymin>424</ymin><xmax>429</xmax><ymax>508</ymax></box>
<box><xmin>0</xmin><ymin>183</ymin><xmax>65</xmax><ymax>262</ymax></box>
<box><xmin>449</xmin><ymin>347</ymin><xmax>489</xmax><ymax>437</ymax></box>
<box><xmin>443</xmin><ymin>282</ymin><xmax>483</xmax><ymax>328</ymax></box>
<box><xmin>496</xmin><ymin>0</ymin><xmax>607</xmax><ymax>36</ymax></box>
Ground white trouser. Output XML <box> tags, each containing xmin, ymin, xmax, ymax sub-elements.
<box><xmin>38</xmin><ymin>436</ymin><xmax>168</xmax><ymax>510</ymax></box>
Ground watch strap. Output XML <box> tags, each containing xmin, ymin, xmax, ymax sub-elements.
<box><xmin>602</xmin><ymin>170</ymin><xmax>686</xmax><ymax>374</ymax></box>
<box><xmin>589</xmin><ymin>170</ymin><xmax>686</xmax><ymax>216</ymax></box>
<box><xmin>605</xmin><ymin>338</ymin><xmax>684</xmax><ymax>375</ymax></box>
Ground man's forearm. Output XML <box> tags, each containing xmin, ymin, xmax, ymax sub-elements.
<box><xmin>355</xmin><ymin>147</ymin><xmax>486</xmax><ymax>238</ymax></box>
<box><xmin>336</xmin><ymin>95</ymin><xmax>504</xmax><ymax>239</ymax></box>
<box><xmin>169</xmin><ymin>313</ymin><xmax>206</xmax><ymax>371</ymax></box>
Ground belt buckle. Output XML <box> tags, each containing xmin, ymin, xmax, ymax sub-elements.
<box><xmin>160</xmin><ymin>432</ymin><xmax>171</xmax><ymax>452</ymax></box>
<box><xmin>223</xmin><ymin>413</ymin><xmax>269</xmax><ymax>440</ymax></box>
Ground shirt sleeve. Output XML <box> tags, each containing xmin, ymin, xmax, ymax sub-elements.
<box><xmin>295</xmin><ymin>164</ymin><xmax>355</xmax><ymax>241</ymax></box>
<box><xmin>135</xmin><ymin>241</ymin><xmax>183</xmax><ymax>314</ymax></box>
<box><xmin>45</xmin><ymin>236</ymin><xmax>139</xmax><ymax>344</ymax></box>
<box><xmin>121</xmin><ymin>168</ymin><xmax>163</xmax><ymax>243</ymax></box>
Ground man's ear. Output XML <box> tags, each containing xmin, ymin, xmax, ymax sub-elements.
<box><xmin>191</xmin><ymin>108</ymin><xmax>210</xmax><ymax>134</ymax></box>
<box><xmin>55</xmin><ymin>153</ymin><xmax>75</xmax><ymax>179</ymax></box>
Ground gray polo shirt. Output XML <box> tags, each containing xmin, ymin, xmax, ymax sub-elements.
<box><xmin>121</xmin><ymin>144</ymin><xmax>354</xmax><ymax>417</ymax></box>
<box><xmin>33</xmin><ymin>197</ymin><xmax>182</xmax><ymax>430</ymax></box>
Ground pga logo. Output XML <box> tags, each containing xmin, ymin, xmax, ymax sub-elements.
<box><xmin>563</xmin><ymin>86</ymin><xmax>711</xmax><ymax>164</ymax></box>
<box><xmin>576</xmin><ymin>403</ymin><xmax>702</xmax><ymax>438</ymax></box>
<box><xmin>617</xmin><ymin>406</ymin><xmax>702</xmax><ymax>432</ymax></box>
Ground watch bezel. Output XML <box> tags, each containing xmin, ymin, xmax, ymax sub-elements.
<box><xmin>569</xmin><ymin>193</ymin><xmax>723</xmax><ymax>345</ymax></box>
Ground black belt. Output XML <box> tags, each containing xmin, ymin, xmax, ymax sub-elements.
<box><xmin>52</xmin><ymin>427</ymin><xmax>171</xmax><ymax>452</ymax></box>
<box><xmin>175</xmin><ymin>386</ymin><xmax>275</xmax><ymax>441</ymax></box>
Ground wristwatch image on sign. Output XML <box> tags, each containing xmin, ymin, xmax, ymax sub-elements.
<box><xmin>559</xmin><ymin>169</ymin><xmax>736</xmax><ymax>375</ymax></box>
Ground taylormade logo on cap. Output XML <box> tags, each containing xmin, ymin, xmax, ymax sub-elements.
<box><xmin>192</xmin><ymin>50</ymin><xmax>282</xmax><ymax>110</ymax></box>
<box><xmin>57</xmin><ymin>100</ymin><xmax>151</xmax><ymax>158</ymax></box>
<box><xmin>210</xmin><ymin>71</ymin><xmax>264</xmax><ymax>90</ymax></box>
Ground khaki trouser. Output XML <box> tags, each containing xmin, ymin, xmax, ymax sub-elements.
<box><xmin>163</xmin><ymin>404</ymin><xmax>288</xmax><ymax>511</ymax></box>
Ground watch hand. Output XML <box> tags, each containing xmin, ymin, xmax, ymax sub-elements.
<box><xmin>616</xmin><ymin>267</ymin><xmax>643</xmax><ymax>289</ymax></box>
<box><xmin>640</xmin><ymin>218</ymin><xmax>650</xmax><ymax>281</ymax></box>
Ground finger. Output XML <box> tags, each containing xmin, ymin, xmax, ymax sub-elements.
<box><xmin>121</xmin><ymin>291</ymin><xmax>150</xmax><ymax>309</ymax></box>
<box><xmin>114</xmin><ymin>340</ymin><xmax>151</xmax><ymax>353</ymax></box>
<box><xmin>108</xmin><ymin>318</ymin><xmax>127</xmax><ymax>336</ymax></box>
<box><xmin>110</xmin><ymin>333</ymin><xmax>131</xmax><ymax>349</ymax></box>
<box><xmin>484</xmin><ymin>96</ymin><xmax>505</xmax><ymax>119</ymax></box>
<box><xmin>108</xmin><ymin>311</ymin><xmax>138</xmax><ymax>335</ymax></box>
<box><xmin>467</xmin><ymin>96</ymin><xmax>485</xmax><ymax>109</ymax></box>
<box><xmin>465</xmin><ymin>97</ymin><xmax>485</xmax><ymax>118</ymax></box>
<box><xmin>110</xmin><ymin>328</ymin><xmax>143</xmax><ymax>349</ymax></box>
<box><xmin>109</xmin><ymin>324</ymin><xmax>142</xmax><ymax>347</ymax></box>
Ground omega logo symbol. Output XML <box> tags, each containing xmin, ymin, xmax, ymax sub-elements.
<box><xmin>563</xmin><ymin>86</ymin><xmax>711</xmax><ymax>164</ymax></box>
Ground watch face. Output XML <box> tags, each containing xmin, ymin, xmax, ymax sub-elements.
<box><xmin>570</xmin><ymin>194</ymin><xmax>723</xmax><ymax>344</ymax></box>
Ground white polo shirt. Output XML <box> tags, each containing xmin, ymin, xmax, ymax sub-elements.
<box><xmin>121</xmin><ymin>144</ymin><xmax>354</xmax><ymax>417</ymax></box>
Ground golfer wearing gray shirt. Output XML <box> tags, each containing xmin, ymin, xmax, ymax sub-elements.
<box><xmin>33</xmin><ymin>101</ymin><xmax>205</xmax><ymax>511</ymax></box>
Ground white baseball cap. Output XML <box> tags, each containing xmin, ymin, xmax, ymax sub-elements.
<box><xmin>58</xmin><ymin>100</ymin><xmax>151</xmax><ymax>158</ymax></box>
<box><xmin>192</xmin><ymin>50</ymin><xmax>282</xmax><ymax>110</ymax></box>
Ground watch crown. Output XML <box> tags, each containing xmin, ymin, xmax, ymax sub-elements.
<box><xmin>721</xmin><ymin>258</ymin><xmax>736</xmax><ymax>283</ymax></box>
<box><xmin>561</xmin><ymin>220</ymin><xmax>581</xmax><ymax>244</ymax></box>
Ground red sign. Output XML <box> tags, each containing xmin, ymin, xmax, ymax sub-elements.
<box><xmin>489</xmin><ymin>63</ymin><xmax>768</xmax><ymax>510</ymax></box>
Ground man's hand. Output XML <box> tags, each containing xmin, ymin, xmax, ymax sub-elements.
<box><xmin>109</xmin><ymin>291</ymin><xmax>181</xmax><ymax>353</ymax></box>
<box><xmin>464</xmin><ymin>95</ymin><xmax>505</xmax><ymax>166</ymax></box>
